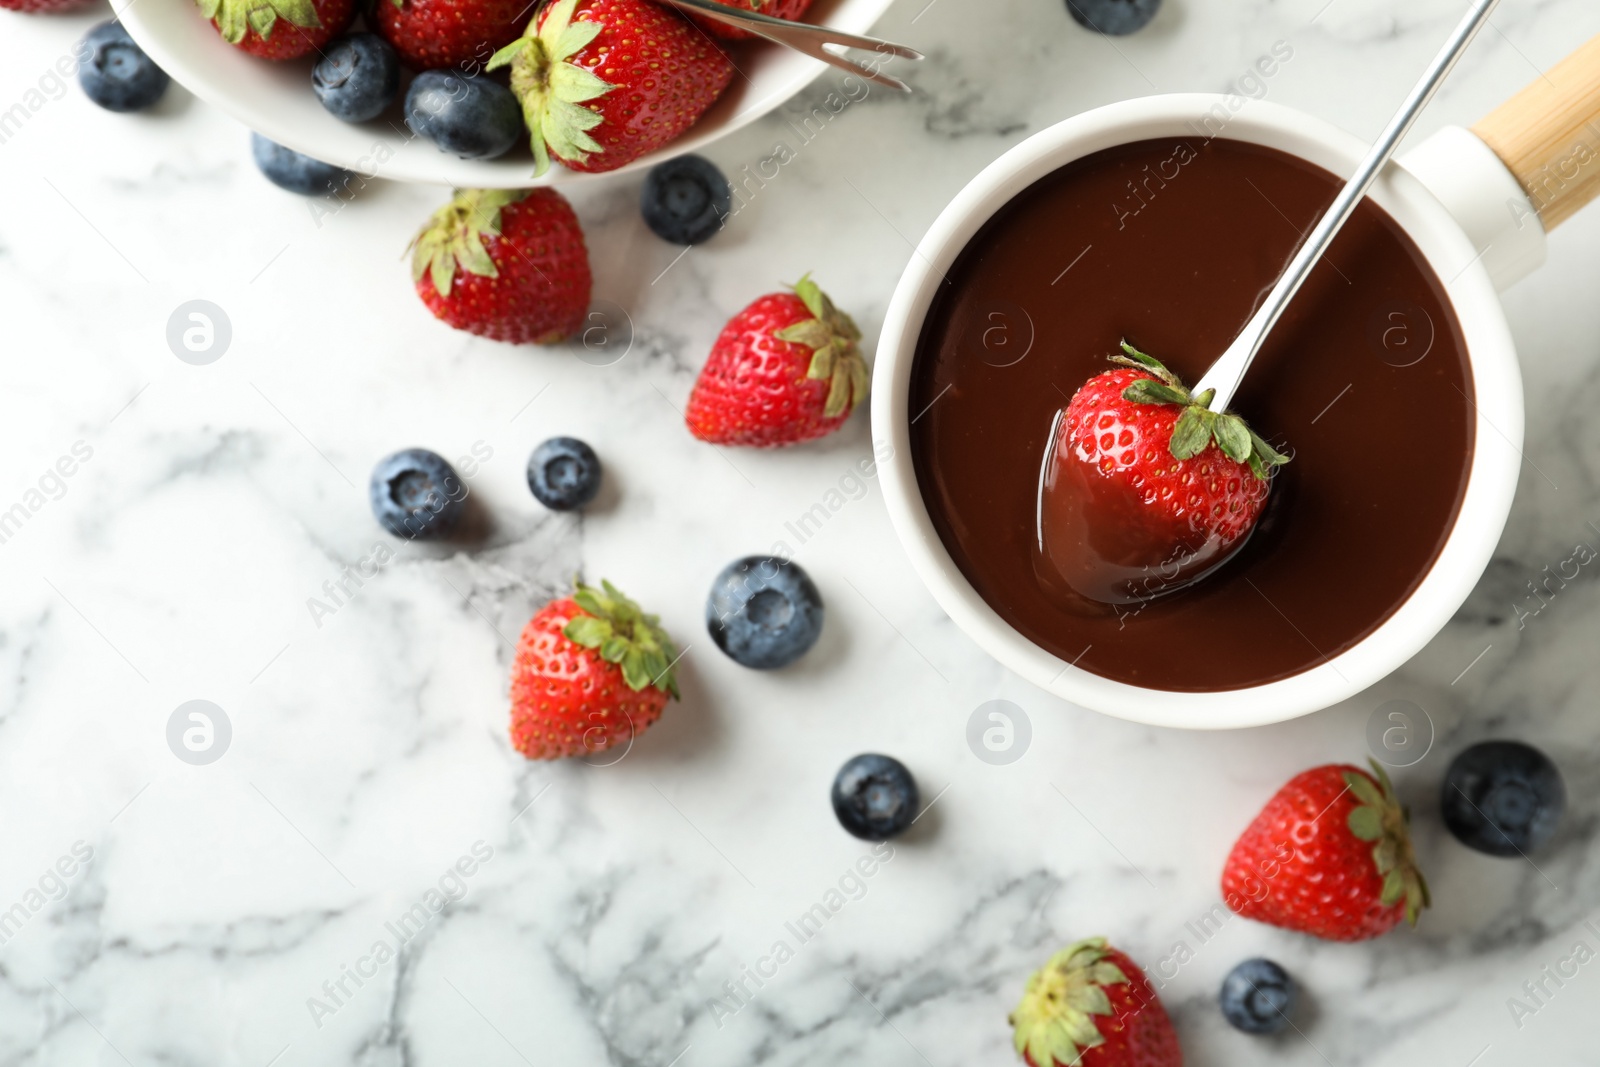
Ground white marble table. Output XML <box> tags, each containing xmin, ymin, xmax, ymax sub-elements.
<box><xmin>2</xmin><ymin>0</ymin><xmax>1599</xmax><ymax>1063</ymax></box>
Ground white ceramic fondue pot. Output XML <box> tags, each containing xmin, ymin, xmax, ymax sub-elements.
<box><xmin>872</xmin><ymin>35</ymin><xmax>1600</xmax><ymax>729</ymax></box>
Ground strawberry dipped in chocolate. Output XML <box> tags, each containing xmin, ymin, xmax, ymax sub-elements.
<box><xmin>1035</xmin><ymin>342</ymin><xmax>1289</xmax><ymax>608</ymax></box>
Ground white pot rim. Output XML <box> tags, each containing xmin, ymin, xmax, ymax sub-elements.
<box><xmin>871</xmin><ymin>94</ymin><xmax>1525</xmax><ymax>730</ymax></box>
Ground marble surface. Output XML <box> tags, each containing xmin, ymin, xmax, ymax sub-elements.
<box><xmin>3</xmin><ymin>0</ymin><xmax>1600</xmax><ymax>1064</ymax></box>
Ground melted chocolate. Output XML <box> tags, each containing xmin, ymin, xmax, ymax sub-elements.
<box><xmin>909</xmin><ymin>138</ymin><xmax>1474</xmax><ymax>692</ymax></box>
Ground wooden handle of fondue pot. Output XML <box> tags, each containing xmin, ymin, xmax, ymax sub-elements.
<box><xmin>1473</xmin><ymin>32</ymin><xmax>1600</xmax><ymax>230</ymax></box>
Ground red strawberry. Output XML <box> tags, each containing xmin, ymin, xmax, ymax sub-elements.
<box><xmin>409</xmin><ymin>187</ymin><xmax>592</xmax><ymax>345</ymax></box>
<box><xmin>487</xmin><ymin>0</ymin><xmax>734</xmax><ymax>174</ymax></box>
<box><xmin>374</xmin><ymin>0</ymin><xmax>527</xmax><ymax>71</ymax></box>
<box><xmin>687</xmin><ymin>0</ymin><xmax>816</xmax><ymax>41</ymax></box>
<box><xmin>685</xmin><ymin>275</ymin><xmax>869</xmax><ymax>447</ymax></box>
<box><xmin>1010</xmin><ymin>938</ymin><xmax>1182</xmax><ymax>1067</ymax></box>
<box><xmin>1037</xmin><ymin>342</ymin><xmax>1288</xmax><ymax>606</ymax></box>
<box><xmin>1222</xmin><ymin>761</ymin><xmax>1429</xmax><ymax>942</ymax></box>
<box><xmin>509</xmin><ymin>580</ymin><xmax>680</xmax><ymax>760</ymax></box>
<box><xmin>195</xmin><ymin>0</ymin><xmax>355</xmax><ymax>60</ymax></box>
<box><xmin>1</xmin><ymin>0</ymin><xmax>86</xmax><ymax>12</ymax></box>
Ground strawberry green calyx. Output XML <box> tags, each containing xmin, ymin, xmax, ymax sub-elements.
<box><xmin>1114</xmin><ymin>341</ymin><xmax>1290</xmax><ymax>480</ymax></box>
<box><xmin>408</xmin><ymin>189</ymin><xmax>530</xmax><ymax>299</ymax></box>
<box><xmin>488</xmin><ymin>0</ymin><xmax>614</xmax><ymax>176</ymax></box>
<box><xmin>197</xmin><ymin>0</ymin><xmax>321</xmax><ymax>43</ymax></box>
<box><xmin>562</xmin><ymin>579</ymin><xmax>681</xmax><ymax>699</ymax></box>
<box><xmin>1009</xmin><ymin>937</ymin><xmax>1127</xmax><ymax>1066</ymax></box>
<box><xmin>775</xmin><ymin>274</ymin><xmax>869</xmax><ymax>419</ymax></box>
<box><xmin>1345</xmin><ymin>760</ymin><xmax>1430</xmax><ymax>926</ymax></box>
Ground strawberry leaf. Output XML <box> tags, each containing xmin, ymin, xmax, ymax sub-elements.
<box><xmin>485</xmin><ymin>38</ymin><xmax>527</xmax><ymax>71</ymax></box>
<box><xmin>776</xmin><ymin>320</ymin><xmax>835</xmax><ymax>351</ymax></box>
<box><xmin>552</xmin><ymin>16</ymin><xmax>605</xmax><ymax>62</ymax></box>
<box><xmin>1249</xmin><ymin>427</ymin><xmax>1291</xmax><ymax>468</ymax></box>
<box><xmin>1169</xmin><ymin>407</ymin><xmax>1210</xmax><ymax>460</ymax></box>
<box><xmin>620</xmin><ymin>648</ymin><xmax>650</xmax><ymax>690</ymax></box>
<box><xmin>793</xmin><ymin>273</ymin><xmax>827</xmax><ymax>320</ymax></box>
<box><xmin>1380</xmin><ymin>867</ymin><xmax>1405</xmax><ymax>906</ymax></box>
<box><xmin>1009</xmin><ymin>937</ymin><xmax>1125</xmax><ymax>1067</ymax></box>
<box><xmin>572</xmin><ymin>588</ymin><xmax>605</xmax><ymax>617</ymax></box>
<box><xmin>550</xmin><ymin>59</ymin><xmax>611</xmax><ymax>104</ymax></box>
<box><xmin>1347</xmin><ymin>805</ymin><xmax>1383</xmax><ymax>841</ymax></box>
<box><xmin>1122</xmin><ymin>379</ymin><xmax>1189</xmax><ymax>406</ymax></box>
<box><xmin>1115</xmin><ymin>341</ymin><xmax>1181</xmax><ymax>387</ymax></box>
<box><xmin>563</xmin><ymin>615</ymin><xmax>611</xmax><ymax>648</ymax></box>
<box><xmin>1344</xmin><ymin>771</ymin><xmax>1384</xmax><ymax>807</ymax></box>
<box><xmin>407</xmin><ymin>189</ymin><xmax>526</xmax><ymax>298</ymax></box>
<box><xmin>1213</xmin><ymin>413</ymin><xmax>1252</xmax><ymax>463</ymax></box>
<box><xmin>563</xmin><ymin>579</ymin><xmax>680</xmax><ymax>698</ymax></box>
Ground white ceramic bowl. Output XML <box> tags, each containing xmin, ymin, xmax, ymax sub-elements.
<box><xmin>116</xmin><ymin>0</ymin><xmax>897</xmax><ymax>186</ymax></box>
<box><xmin>871</xmin><ymin>95</ymin><xmax>1534</xmax><ymax>730</ymax></box>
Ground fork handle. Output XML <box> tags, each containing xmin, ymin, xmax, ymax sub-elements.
<box><xmin>663</xmin><ymin>0</ymin><xmax>922</xmax><ymax>59</ymax></box>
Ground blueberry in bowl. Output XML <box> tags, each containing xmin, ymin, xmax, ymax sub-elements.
<box><xmin>1441</xmin><ymin>740</ymin><xmax>1564</xmax><ymax>857</ymax></box>
<box><xmin>404</xmin><ymin>71</ymin><xmax>522</xmax><ymax>160</ymax></box>
<box><xmin>832</xmin><ymin>754</ymin><xmax>919</xmax><ymax>841</ymax></box>
<box><xmin>527</xmin><ymin>437</ymin><xmax>601</xmax><ymax>512</ymax></box>
<box><xmin>1219</xmin><ymin>958</ymin><xmax>1295</xmax><ymax>1035</ymax></box>
<box><xmin>706</xmin><ymin>556</ymin><xmax>823</xmax><ymax>669</ymax></box>
<box><xmin>313</xmin><ymin>33</ymin><xmax>400</xmax><ymax>124</ymax></box>
<box><xmin>369</xmin><ymin>448</ymin><xmax>466</xmax><ymax>539</ymax></box>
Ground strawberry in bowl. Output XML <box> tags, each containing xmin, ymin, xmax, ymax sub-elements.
<box><xmin>689</xmin><ymin>0</ymin><xmax>817</xmax><ymax>40</ymax></box>
<box><xmin>196</xmin><ymin>0</ymin><xmax>356</xmax><ymax>60</ymax></box>
<box><xmin>374</xmin><ymin>0</ymin><xmax>528</xmax><ymax>71</ymax></box>
<box><xmin>489</xmin><ymin>0</ymin><xmax>735</xmax><ymax>175</ymax></box>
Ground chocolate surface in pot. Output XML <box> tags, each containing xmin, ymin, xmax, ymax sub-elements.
<box><xmin>909</xmin><ymin>137</ymin><xmax>1474</xmax><ymax>692</ymax></box>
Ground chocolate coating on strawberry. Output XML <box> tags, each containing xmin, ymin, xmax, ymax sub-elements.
<box><xmin>1036</xmin><ymin>342</ymin><xmax>1287</xmax><ymax>608</ymax></box>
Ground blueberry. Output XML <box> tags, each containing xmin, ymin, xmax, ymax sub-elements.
<box><xmin>369</xmin><ymin>448</ymin><xmax>466</xmax><ymax>539</ymax></box>
<box><xmin>641</xmin><ymin>155</ymin><xmax>731</xmax><ymax>245</ymax></box>
<box><xmin>526</xmin><ymin>437</ymin><xmax>601</xmax><ymax>511</ymax></box>
<box><xmin>1220</xmin><ymin>958</ymin><xmax>1296</xmax><ymax>1035</ymax></box>
<box><xmin>77</xmin><ymin>21</ymin><xmax>169</xmax><ymax>113</ymax></box>
<box><xmin>1065</xmin><ymin>0</ymin><xmax>1161</xmax><ymax>35</ymax></box>
<box><xmin>1441</xmin><ymin>740</ymin><xmax>1565</xmax><ymax>857</ymax></box>
<box><xmin>313</xmin><ymin>34</ymin><xmax>400</xmax><ymax>123</ymax></box>
<box><xmin>251</xmin><ymin>133</ymin><xmax>355</xmax><ymax>197</ymax></box>
<box><xmin>404</xmin><ymin>71</ymin><xmax>522</xmax><ymax>160</ymax></box>
<box><xmin>832</xmin><ymin>754</ymin><xmax>918</xmax><ymax>841</ymax></box>
<box><xmin>706</xmin><ymin>556</ymin><xmax>823</xmax><ymax>670</ymax></box>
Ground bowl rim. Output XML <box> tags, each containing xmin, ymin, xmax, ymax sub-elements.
<box><xmin>114</xmin><ymin>0</ymin><xmax>900</xmax><ymax>187</ymax></box>
<box><xmin>870</xmin><ymin>93</ymin><xmax>1525</xmax><ymax>730</ymax></box>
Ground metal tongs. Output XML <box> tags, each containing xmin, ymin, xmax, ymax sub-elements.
<box><xmin>657</xmin><ymin>0</ymin><xmax>923</xmax><ymax>92</ymax></box>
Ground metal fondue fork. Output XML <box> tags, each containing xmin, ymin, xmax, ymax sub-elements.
<box><xmin>654</xmin><ymin>0</ymin><xmax>924</xmax><ymax>93</ymax></box>
<box><xmin>1192</xmin><ymin>0</ymin><xmax>1502</xmax><ymax>412</ymax></box>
